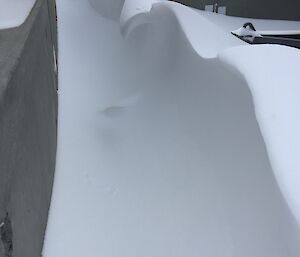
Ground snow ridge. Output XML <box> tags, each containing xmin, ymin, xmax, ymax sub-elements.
<box><xmin>43</xmin><ymin>1</ymin><xmax>300</xmax><ymax>256</ymax></box>
<box><xmin>120</xmin><ymin>0</ymin><xmax>300</xmax><ymax>227</ymax></box>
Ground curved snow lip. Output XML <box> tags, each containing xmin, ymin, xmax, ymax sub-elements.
<box><xmin>120</xmin><ymin>0</ymin><xmax>159</xmax><ymax>36</ymax></box>
<box><xmin>219</xmin><ymin>44</ymin><xmax>300</xmax><ymax>225</ymax></box>
<box><xmin>120</xmin><ymin>0</ymin><xmax>300</xmax><ymax>225</ymax></box>
<box><xmin>0</xmin><ymin>0</ymin><xmax>36</xmax><ymax>29</ymax></box>
<box><xmin>120</xmin><ymin>0</ymin><xmax>243</xmax><ymax>59</ymax></box>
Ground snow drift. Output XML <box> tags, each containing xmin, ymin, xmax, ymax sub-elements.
<box><xmin>43</xmin><ymin>0</ymin><xmax>300</xmax><ymax>257</ymax></box>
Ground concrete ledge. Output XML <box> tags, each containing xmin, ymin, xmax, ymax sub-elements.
<box><xmin>0</xmin><ymin>0</ymin><xmax>57</xmax><ymax>256</ymax></box>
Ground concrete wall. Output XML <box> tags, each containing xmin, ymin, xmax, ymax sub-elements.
<box><xmin>171</xmin><ymin>0</ymin><xmax>300</xmax><ymax>20</ymax></box>
<box><xmin>0</xmin><ymin>0</ymin><xmax>57</xmax><ymax>256</ymax></box>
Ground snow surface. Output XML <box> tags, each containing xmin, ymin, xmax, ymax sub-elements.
<box><xmin>0</xmin><ymin>0</ymin><xmax>36</xmax><ymax>29</ymax></box>
<box><xmin>220</xmin><ymin>45</ymin><xmax>300</xmax><ymax>229</ymax></box>
<box><xmin>43</xmin><ymin>0</ymin><xmax>300</xmax><ymax>256</ymax></box>
<box><xmin>231</xmin><ymin>27</ymin><xmax>262</xmax><ymax>41</ymax></box>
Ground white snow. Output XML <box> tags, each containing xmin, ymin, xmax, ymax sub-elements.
<box><xmin>231</xmin><ymin>27</ymin><xmax>262</xmax><ymax>41</ymax></box>
<box><xmin>0</xmin><ymin>0</ymin><xmax>36</xmax><ymax>29</ymax></box>
<box><xmin>220</xmin><ymin>44</ymin><xmax>300</xmax><ymax>227</ymax></box>
<box><xmin>43</xmin><ymin>0</ymin><xmax>300</xmax><ymax>257</ymax></box>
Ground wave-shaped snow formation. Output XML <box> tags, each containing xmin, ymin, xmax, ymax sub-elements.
<box><xmin>121</xmin><ymin>0</ymin><xmax>300</xmax><ymax>226</ymax></box>
<box><xmin>220</xmin><ymin>45</ymin><xmax>300</xmax><ymax>223</ymax></box>
<box><xmin>44</xmin><ymin>0</ymin><xmax>300</xmax><ymax>256</ymax></box>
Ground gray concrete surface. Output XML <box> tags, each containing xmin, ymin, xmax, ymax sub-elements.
<box><xmin>172</xmin><ymin>0</ymin><xmax>300</xmax><ymax>20</ymax></box>
<box><xmin>0</xmin><ymin>0</ymin><xmax>57</xmax><ymax>256</ymax></box>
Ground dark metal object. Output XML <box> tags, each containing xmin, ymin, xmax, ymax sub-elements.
<box><xmin>0</xmin><ymin>214</ymin><xmax>13</xmax><ymax>257</ymax></box>
<box><xmin>252</xmin><ymin>36</ymin><xmax>300</xmax><ymax>49</ymax></box>
<box><xmin>243</xmin><ymin>22</ymin><xmax>256</xmax><ymax>31</ymax></box>
<box><xmin>233</xmin><ymin>22</ymin><xmax>300</xmax><ymax>49</ymax></box>
<box><xmin>213</xmin><ymin>0</ymin><xmax>218</xmax><ymax>12</ymax></box>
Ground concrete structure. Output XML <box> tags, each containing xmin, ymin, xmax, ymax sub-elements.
<box><xmin>0</xmin><ymin>0</ymin><xmax>57</xmax><ymax>256</ymax></box>
<box><xmin>172</xmin><ymin>0</ymin><xmax>300</xmax><ymax>20</ymax></box>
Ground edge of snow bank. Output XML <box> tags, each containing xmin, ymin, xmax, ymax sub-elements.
<box><xmin>120</xmin><ymin>0</ymin><xmax>243</xmax><ymax>59</ymax></box>
<box><xmin>219</xmin><ymin>45</ymin><xmax>300</xmax><ymax>225</ymax></box>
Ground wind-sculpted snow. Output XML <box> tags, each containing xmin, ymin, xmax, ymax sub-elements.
<box><xmin>220</xmin><ymin>45</ymin><xmax>300</xmax><ymax>228</ymax></box>
<box><xmin>44</xmin><ymin>0</ymin><xmax>300</xmax><ymax>256</ymax></box>
<box><xmin>124</xmin><ymin>0</ymin><xmax>300</xmax><ymax>227</ymax></box>
<box><xmin>120</xmin><ymin>1</ymin><xmax>244</xmax><ymax>58</ymax></box>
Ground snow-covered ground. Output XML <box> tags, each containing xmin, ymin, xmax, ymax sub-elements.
<box><xmin>0</xmin><ymin>0</ymin><xmax>36</xmax><ymax>29</ymax></box>
<box><xmin>43</xmin><ymin>0</ymin><xmax>300</xmax><ymax>256</ymax></box>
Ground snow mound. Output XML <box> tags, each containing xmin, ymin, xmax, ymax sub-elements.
<box><xmin>121</xmin><ymin>1</ymin><xmax>243</xmax><ymax>58</ymax></box>
<box><xmin>0</xmin><ymin>0</ymin><xmax>36</xmax><ymax>29</ymax></box>
<box><xmin>44</xmin><ymin>0</ymin><xmax>300</xmax><ymax>257</ymax></box>
<box><xmin>122</xmin><ymin>0</ymin><xmax>300</xmax><ymax>225</ymax></box>
<box><xmin>220</xmin><ymin>44</ymin><xmax>300</xmax><ymax>224</ymax></box>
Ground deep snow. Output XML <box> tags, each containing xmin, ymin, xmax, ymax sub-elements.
<box><xmin>220</xmin><ymin>45</ymin><xmax>300</xmax><ymax>228</ymax></box>
<box><xmin>43</xmin><ymin>0</ymin><xmax>300</xmax><ymax>256</ymax></box>
<box><xmin>0</xmin><ymin>0</ymin><xmax>35</xmax><ymax>29</ymax></box>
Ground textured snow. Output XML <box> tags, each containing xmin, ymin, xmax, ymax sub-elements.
<box><xmin>0</xmin><ymin>0</ymin><xmax>36</xmax><ymax>29</ymax></box>
<box><xmin>43</xmin><ymin>0</ymin><xmax>300</xmax><ymax>257</ymax></box>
